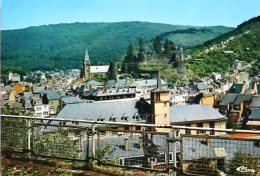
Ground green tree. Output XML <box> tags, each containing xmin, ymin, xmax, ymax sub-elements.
<box><xmin>163</xmin><ymin>39</ymin><xmax>170</xmax><ymax>56</ymax></box>
<box><xmin>108</xmin><ymin>61</ymin><xmax>118</xmax><ymax>80</ymax></box>
<box><xmin>95</xmin><ymin>143</ymin><xmax>117</xmax><ymax>165</ymax></box>
<box><xmin>153</xmin><ymin>36</ymin><xmax>161</xmax><ymax>54</ymax></box>
<box><xmin>228</xmin><ymin>153</ymin><xmax>257</xmax><ymax>176</ymax></box>
<box><xmin>138</xmin><ymin>37</ymin><xmax>146</xmax><ymax>62</ymax></box>
<box><xmin>125</xmin><ymin>43</ymin><xmax>135</xmax><ymax>63</ymax></box>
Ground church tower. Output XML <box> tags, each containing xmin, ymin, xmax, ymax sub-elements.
<box><xmin>150</xmin><ymin>71</ymin><xmax>170</xmax><ymax>132</ymax></box>
<box><xmin>83</xmin><ymin>49</ymin><xmax>91</xmax><ymax>80</ymax></box>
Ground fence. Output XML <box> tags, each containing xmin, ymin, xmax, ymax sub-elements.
<box><xmin>1</xmin><ymin>115</ymin><xmax>260</xmax><ymax>175</ymax></box>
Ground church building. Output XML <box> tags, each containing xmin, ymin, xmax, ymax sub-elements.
<box><xmin>82</xmin><ymin>49</ymin><xmax>110</xmax><ymax>80</ymax></box>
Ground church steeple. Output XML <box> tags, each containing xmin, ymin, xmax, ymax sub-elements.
<box><xmin>83</xmin><ymin>48</ymin><xmax>91</xmax><ymax>80</ymax></box>
<box><xmin>84</xmin><ymin>49</ymin><xmax>90</xmax><ymax>62</ymax></box>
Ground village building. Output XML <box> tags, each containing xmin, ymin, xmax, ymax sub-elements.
<box><xmin>8</xmin><ymin>72</ymin><xmax>20</xmax><ymax>82</ymax></box>
<box><xmin>170</xmin><ymin>105</ymin><xmax>226</xmax><ymax>135</ymax></box>
<box><xmin>82</xmin><ymin>49</ymin><xmax>109</xmax><ymax>80</ymax></box>
<box><xmin>130</xmin><ymin>78</ymin><xmax>167</xmax><ymax>99</ymax></box>
<box><xmin>247</xmin><ymin>96</ymin><xmax>260</xmax><ymax>130</ymax></box>
<box><xmin>81</xmin><ymin>87</ymin><xmax>136</xmax><ymax>101</ymax></box>
<box><xmin>12</xmin><ymin>82</ymin><xmax>24</xmax><ymax>93</ymax></box>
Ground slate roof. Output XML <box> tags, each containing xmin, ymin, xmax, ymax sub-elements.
<box><xmin>106</xmin><ymin>79</ymin><xmax>129</xmax><ymax>88</ymax></box>
<box><xmin>47</xmin><ymin>91</ymin><xmax>61</xmax><ymax>100</ymax></box>
<box><xmin>87</xmin><ymin>80</ymin><xmax>103</xmax><ymax>86</ymax></box>
<box><xmin>61</xmin><ymin>96</ymin><xmax>84</xmax><ymax>104</ymax></box>
<box><xmin>33</xmin><ymin>87</ymin><xmax>45</xmax><ymax>94</ymax></box>
<box><xmin>56</xmin><ymin>99</ymin><xmax>142</xmax><ymax>122</ymax></box>
<box><xmin>131</xmin><ymin>79</ymin><xmax>166</xmax><ymax>87</ymax></box>
<box><xmin>219</xmin><ymin>93</ymin><xmax>237</xmax><ymax>106</ymax></box>
<box><xmin>170</xmin><ymin>105</ymin><xmax>226</xmax><ymax>123</ymax></box>
<box><xmin>84</xmin><ymin>49</ymin><xmax>90</xmax><ymax>61</ymax></box>
<box><xmin>250</xmin><ymin>96</ymin><xmax>260</xmax><ymax>108</ymax></box>
<box><xmin>227</xmin><ymin>83</ymin><xmax>244</xmax><ymax>94</ymax></box>
<box><xmin>249</xmin><ymin>108</ymin><xmax>260</xmax><ymax>120</ymax></box>
<box><xmin>88</xmin><ymin>88</ymin><xmax>136</xmax><ymax>97</ymax></box>
<box><xmin>233</xmin><ymin>94</ymin><xmax>253</xmax><ymax>106</ymax></box>
<box><xmin>90</xmin><ymin>66</ymin><xmax>109</xmax><ymax>73</ymax></box>
<box><xmin>183</xmin><ymin>136</ymin><xmax>260</xmax><ymax>161</ymax></box>
<box><xmin>5</xmin><ymin>85</ymin><xmax>14</xmax><ymax>91</ymax></box>
<box><xmin>79</xmin><ymin>134</ymin><xmax>177</xmax><ymax>160</ymax></box>
<box><xmin>194</xmin><ymin>82</ymin><xmax>213</xmax><ymax>90</ymax></box>
<box><xmin>24</xmin><ymin>92</ymin><xmax>33</xmax><ymax>109</ymax></box>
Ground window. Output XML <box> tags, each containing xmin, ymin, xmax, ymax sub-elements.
<box><xmin>164</xmin><ymin>102</ymin><xmax>167</xmax><ymax>107</ymax></box>
<box><xmin>169</xmin><ymin>153</ymin><xmax>173</xmax><ymax>161</ymax></box>
<box><xmin>36</xmin><ymin>113</ymin><xmax>42</xmax><ymax>117</ymax></box>
<box><xmin>209</xmin><ymin>122</ymin><xmax>215</xmax><ymax>135</ymax></box>
<box><xmin>185</xmin><ymin>124</ymin><xmax>191</xmax><ymax>135</ymax></box>
<box><xmin>164</xmin><ymin>114</ymin><xmax>167</xmax><ymax>118</ymax></box>
<box><xmin>36</xmin><ymin>107</ymin><xmax>42</xmax><ymax>111</ymax></box>
<box><xmin>75</xmin><ymin>131</ymin><xmax>81</xmax><ymax>137</ymax></box>
<box><xmin>154</xmin><ymin>93</ymin><xmax>160</xmax><ymax>101</ymax></box>
<box><xmin>43</xmin><ymin>112</ymin><xmax>49</xmax><ymax>115</ymax></box>
<box><xmin>197</xmin><ymin>123</ymin><xmax>204</xmax><ymax>134</ymax></box>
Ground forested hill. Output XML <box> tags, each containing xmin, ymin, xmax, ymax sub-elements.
<box><xmin>1</xmin><ymin>21</ymin><xmax>233</xmax><ymax>71</ymax></box>
<box><xmin>188</xmin><ymin>16</ymin><xmax>260</xmax><ymax>77</ymax></box>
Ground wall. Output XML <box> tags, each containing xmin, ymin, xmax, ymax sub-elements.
<box><xmin>49</xmin><ymin>99</ymin><xmax>60</xmax><ymax>115</ymax></box>
<box><xmin>200</xmin><ymin>96</ymin><xmax>215</xmax><ymax>107</ymax></box>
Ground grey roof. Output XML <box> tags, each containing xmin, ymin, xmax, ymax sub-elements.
<box><xmin>24</xmin><ymin>92</ymin><xmax>33</xmax><ymax>109</ymax></box>
<box><xmin>194</xmin><ymin>82</ymin><xmax>213</xmax><ymax>90</ymax></box>
<box><xmin>249</xmin><ymin>108</ymin><xmax>260</xmax><ymax>120</ymax></box>
<box><xmin>219</xmin><ymin>93</ymin><xmax>237</xmax><ymax>106</ymax></box>
<box><xmin>97</xmin><ymin>134</ymin><xmax>171</xmax><ymax>159</ymax></box>
<box><xmin>233</xmin><ymin>94</ymin><xmax>253</xmax><ymax>106</ymax></box>
<box><xmin>183</xmin><ymin>136</ymin><xmax>260</xmax><ymax>161</ymax></box>
<box><xmin>61</xmin><ymin>96</ymin><xmax>84</xmax><ymax>104</ymax></box>
<box><xmin>106</xmin><ymin>79</ymin><xmax>129</xmax><ymax>87</ymax></box>
<box><xmin>130</xmin><ymin>79</ymin><xmax>167</xmax><ymax>88</ymax></box>
<box><xmin>170</xmin><ymin>105</ymin><xmax>226</xmax><ymax>123</ymax></box>
<box><xmin>88</xmin><ymin>88</ymin><xmax>135</xmax><ymax>97</ymax></box>
<box><xmin>33</xmin><ymin>87</ymin><xmax>45</xmax><ymax>94</ymax></box>
<box><xmin>251</xmin><ymin>96</ymin><xmax>260</xmax><ymax>108</ymax></box>
<box><xmin>84</xmin><ymin>49</ymin><xmax>90</xmax><ymax>61</ymax></box>
<box><xmin>56</xmin><ymin>99</ymin><xmax>141</xmax><ymax>122</ymax></box>
<box><xmin>87</xmin><ymin>80</ymin><xmax>103</xmax><ymax>86</ymax></box>
<box><xmin>47</xmin><ymin>91</ymin><xmax>61</xmax><ymax>100</ymax></box>
<box><xmin>228</xmin><ymin>83</ymin><xmax>244</xmax><ymax>94</ymax></box>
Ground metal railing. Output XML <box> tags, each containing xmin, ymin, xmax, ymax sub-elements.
<box><xmin>1</xmin><ymin>114</ymin><xmax>260</xmax><ymax>175</ymax></box>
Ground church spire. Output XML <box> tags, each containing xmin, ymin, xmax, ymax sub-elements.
<box><xmin>84</xmin><ymin>48</ymin><xmax>90</xmax><ymax>62</ymax></box>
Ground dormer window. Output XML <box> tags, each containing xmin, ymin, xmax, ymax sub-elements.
<box><xmin>121</xmin><ymin>116</ymin><xmax>129</xmax><ymax>121</ymax></box>
<box><xmin>109</xmin><ymin>117</ymin><xmax>117</xmax><ymax>122</ymax></box>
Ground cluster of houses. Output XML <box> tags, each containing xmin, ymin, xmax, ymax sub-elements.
<box><xmin>2</xmin><ymin>49</ymin><xmax>260</xmax><ymax>173</ymax></box>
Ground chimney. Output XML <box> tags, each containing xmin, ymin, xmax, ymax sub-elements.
<box><xmin>206</xmin><ymin>137</ymin><xmax>210</xmax><ymax>146</ymax></box>
<box><xmin>125</xmin><ymin>137</ymin><xmax>129</xmax><ymax>151</ymax></box>
<box><xmin>139</xmin><ymin>136</ymin><xmax>143</xmax><ymax>149</ymax></box>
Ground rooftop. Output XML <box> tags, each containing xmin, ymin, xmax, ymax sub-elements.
<box><xmin>170</xmin><ymin>105</ymin><xmax>226</xmax><ymax>123</ymax></box>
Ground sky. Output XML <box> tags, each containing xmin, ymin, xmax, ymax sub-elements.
<box><xmin>1</xmin><ymin>0</ymin><xmax>260</xmax><ymax>30</ymax></box>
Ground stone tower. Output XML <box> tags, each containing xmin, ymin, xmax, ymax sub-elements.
<box><xmin>83</xmin><ymin>49</ymin><xmax>91</xmax><ymax>80</ymax></box>
<box><xmin>150</xmin><ymin>71</ymin><xmax>170</xmax><ymax>132</ymax></box>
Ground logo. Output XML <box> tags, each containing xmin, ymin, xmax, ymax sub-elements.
<box><xmin>236</xmin><ymin>166</ymin><xmax>255</xmax><ymax>173</ymax></box>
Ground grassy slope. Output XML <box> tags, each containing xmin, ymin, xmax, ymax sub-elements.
<box><xmin>188</xmin><ymin>16</ymin><xmax>260</xmax><ymax>77</ymax></box>
<box><xmin>1</xmin><ymin>21</ymin><xmax>232</xmax><ymax>71</ymax></box>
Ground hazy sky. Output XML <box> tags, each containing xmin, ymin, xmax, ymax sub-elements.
<box><xmin>2</xmin><ymin>0</ymin><xmax>260</xmax><ymax>30</ymax></box>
